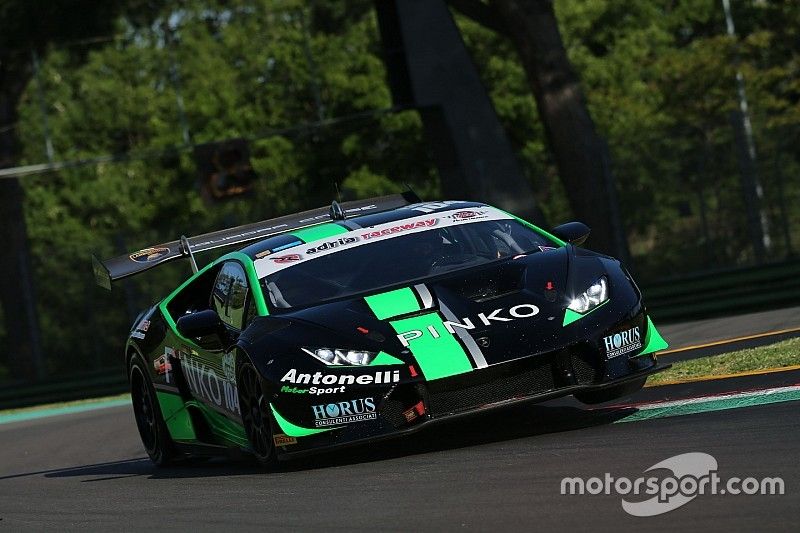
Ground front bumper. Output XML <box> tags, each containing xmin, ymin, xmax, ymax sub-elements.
<box><xmin>272</xmin><ymin>349</ymin><xmax>668</xmax><ymax>459</ymax></box>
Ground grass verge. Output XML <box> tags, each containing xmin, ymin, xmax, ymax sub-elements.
<box><xmin>648</xmin><ymin>337</ymin><xmax>800</xmax><ymax>385</ymax></box>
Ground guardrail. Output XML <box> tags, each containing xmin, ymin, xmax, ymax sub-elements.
<box><xmin>0</xmin><ymin>369</ymin><xmax>127</xmax><ymax>410</ymax></box>
<box><xmin>642</xmin><ymin>259</ymin><xmax>800</xmax><ymax>322</ymax></box>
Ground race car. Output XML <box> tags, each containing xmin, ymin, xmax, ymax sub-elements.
<box><xmin>93</xmin><ymin>192</ymin><xmax>669</xmax><ymax>466</ymax></box>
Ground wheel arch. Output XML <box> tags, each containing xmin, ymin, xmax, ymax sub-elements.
<box><xmin>125</xmin><ymin>342</ymin><xmax>145</xmax><ymax>378</ymax></box>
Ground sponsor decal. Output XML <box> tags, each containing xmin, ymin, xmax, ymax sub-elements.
<box><xmin>130</xmin><ymin>247</ymin><xmax>170</xmax><ymax>263</ymax></box>
<box><xmin>360</xmin><ymin>219</ymin><xmax>437</xmax><ymax>240</ymax></box>
<box><xmin>447</xmin><ymin>210</ymin><xmax>488</xmax><ymax>221</ymax></box>
<box><xmin>253</xmin><ymin>207</ymin><xmax>514</xmax><ymax>279</ymax></box>
<box><xmin>281</xmin><ymin>384</ymin><xmax>346</xmax><ymax>396</ymax></box>
<box><xmin>131</xmin><ymin>319</ymin><xmax>150</xmax><ymax>340</ymax></box>
<box><xmin>221</xmin><ymin>352</ymin><xmax>236</xmax><ymax>381</ymax></box>
<box><xmin>179</xmin><ymin>351</ymin><xmax>240</xmax><ymax>415</ymax></box>
<box><xmin>402</xmin><ymin>401</ymin><xmax>426</xmax><ymax>422</ymax></box>
<box><xmin>396</xmin><ymin>304</ymin><xmax>540</xmax><ymax>347</ymax></box>
<box><xmin>281</xmin><ymin>385</ymin><xmax>308</xmax><ymax>394</ymax></box>
<box><xmin>153</xmin><ymin>352</ymin><xmax>172</xmax><ymax>381</ymax></box>
<box><xmin>281</xmin><ymin>369</ymin><xmax>400</xmax><ymax>387</ymax></box>
<box><xmin>256</xmin><ymin>240</ymin><xmax>304</xmax><ymax>259</ymax></box>
<box><xmin>273</xmin><ymin>434</ymin><xmax>297</xmax><ymax>447</ymax></box>
<box><xmin>538</xmin><ymin>245</ymin><xmax>557</xmax><ymax>252</ymax></box>
<box><xmin>305</xmin><ymin>237</ymin><xmax>359</xmax><ymax>254</ymax></box>
<box><xmin>603</xmin><ymin>327</ymin><xmax>642</xmax><ymax>359</ymax></box>
<box><xmin>273</xmin><ymin>240</ymin><xmax>303</xmax><ymax>251</ymax></box>
<box><xmin>312</xmin><ymin>397</ymin><xmax>377</xmax><ymax>427</ymax></box>
<box><xmin>269</xmin><ymin>253</ymin><xmax>302</xmax><ymax>263</ymax></box>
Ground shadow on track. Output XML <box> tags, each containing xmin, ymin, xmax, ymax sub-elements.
<box><xmin>283</xmin><ymin>403</ymin><xmax>635</xmax><ymax>473</ymax></box>
<box><xmin>1</xmin><ymin>402</ymin><xmax>635</xmax><ymax>482</ymax></box>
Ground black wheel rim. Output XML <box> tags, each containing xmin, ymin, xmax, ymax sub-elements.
<box><xmin>131</xmin><ymin>366</ymin><xmax>157</xmax><ymax>453</ymax></box>
<box><xmin>239</xmin><ymin>365</ymin><xmax>272</xmax><ymax>460</ymax></box>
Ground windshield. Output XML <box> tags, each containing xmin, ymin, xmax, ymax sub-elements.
<box><xmin>260</xmin><ymin>217</ymin><xmax>558</xmax><ymax>310</ymax></box>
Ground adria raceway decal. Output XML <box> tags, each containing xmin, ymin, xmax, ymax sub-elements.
<box><xmin>253</xmin><ymin>207</ymin><xmax>513</xmax><ymax>279</ymax></box>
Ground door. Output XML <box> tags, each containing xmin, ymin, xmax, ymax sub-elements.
<box><xmin>180</xmin><ymin>261</ymin><xmax>253</xmax><ymax>421</ymax></box>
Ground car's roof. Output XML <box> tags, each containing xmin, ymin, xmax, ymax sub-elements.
<box><xmin>238</xmin><ymin>200</ymin><xmax>489</xmax><ymax>260</ymax></box>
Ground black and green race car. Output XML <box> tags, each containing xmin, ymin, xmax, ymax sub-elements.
<box><xmin>93</xmin><ymin>192</ymin><xmax>669</xmax><ymax>465</ymax></box>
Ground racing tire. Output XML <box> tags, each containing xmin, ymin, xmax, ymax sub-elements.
<box><xmin>573</xmin><ymin>377</ymin><xmax>647</xmax><ymax>405</ymax></box>
<box><xmin>237</xmin><ymin>362</ymin><xmax>276</xmax><ymax>467</ymax></box>
<box><xmin>129</xmin><ymin>357</ymin><xmax>177</xmax><ymax>466</ymax></box>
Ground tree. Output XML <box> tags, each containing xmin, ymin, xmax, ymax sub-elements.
<box><xmin>485</xmin><ymin>0</ymin><xmax>629</xmax><ymax>261</ymax></box>
<box><xmin>0</xmin><ymin>1</ymin><xmax>160</xmax><ymax>379</ymax></box>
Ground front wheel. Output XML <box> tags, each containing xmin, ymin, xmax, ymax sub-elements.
<box><xmin>237</xmin><ymin>362</ymin><xmax>276</xmax><ymax>466</ymax></box>
<box><xmin>129</xmin><ymin>357</ymin><xmax>176</xmax><ymax>466</ymax></box>
<box><xmin>574</xmin><ymin>377</ymin><xmax>647</xmax><ymax>405</ymax></box>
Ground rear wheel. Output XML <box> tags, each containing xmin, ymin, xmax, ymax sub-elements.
<box><xmin>237</xmin><ymin>363</ymin><xmax>276</xmax><ymax>466</ymax></box>
<box><xmin>130</xmin><ymin>358</ymin><xmax>176</xmax><ymax>466</ymax></box>
<box><xmin>574</xmin><ymin>377</ymin><xmax>647</xmax><ymax>405</ymax></box>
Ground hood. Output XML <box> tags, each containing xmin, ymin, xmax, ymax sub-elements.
<box><xmin>247</xmin><ymin>247</ymin><xmax>634</xmax><ymax>380</ymax></box>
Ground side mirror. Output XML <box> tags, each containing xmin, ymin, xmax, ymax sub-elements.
<box><xmin>176</xmin><ymin>309</ymin><xmax>224</xmax><ymax>351</ymax></box>
<box><xmin>551</xmin><ymin>221</ymin><xmax>591</xmax><ymax>246</ymax></box>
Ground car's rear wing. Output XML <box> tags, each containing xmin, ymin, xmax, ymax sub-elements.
<box><xmin>92</xmin><ymin>191</ymin><xmax>420</xmax><ymax>290</ymax></box>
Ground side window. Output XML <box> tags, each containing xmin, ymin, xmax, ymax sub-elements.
<box><xmin>166</xmin><ymin>265</ymin><xmax>221</xmax><ymax>320</ymax></box>
<box><xmin>244</xmin><ymin>294</ymin><xmax>258</xmax><ymax>327</ymax></box>
<box><xmin>212</xmin><ymin>262</ymin><xmax>249</xmax><ymax>330</ymax></box>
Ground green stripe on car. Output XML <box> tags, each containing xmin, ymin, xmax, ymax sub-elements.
<box><xmin>364</xmin><ymin>287</ymin><xmax>421</xmax><ymax>320</ymax></box>
<box><xmin>637</xmin><ymin>316</ymin><xmax>669</xmax><ymax>356</ymax></box>
<box><xmin>156</xmin><ymin>390</ymin><xmax>198</xmax><ymax>441</ymax></box>
<box><xmin>370</xmin><ymin>351</ymin><xmax>405</xmax><ymax>366</ymax></box>
<box><xmin>270</xmin><ymin>403</ymin><xmax>333</xmax><ymax>437</ymax></box>
<box><xmin>562</xmin><ymin>299</ymin><xmax>610</xmax><ymax>326</ymax></box>
<box><xmin>291</xmin><ymin>223</ymin><xmax>348</xmax><ymax>243</ymax></box>
<box><xmin>388</xmin><ymin>312</ymin><xmax>474</xmax><ymax>380</ymax></box>
<box><xmin>364</xmin><ymin>288</ymin><xmax>474</xmax><ymax>380</ymax></box>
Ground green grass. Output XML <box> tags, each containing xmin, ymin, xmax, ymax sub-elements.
<box><xmin>648</xmin><ymin>337</ymin><xmax>800</xmax><ymax>385</ymax></box>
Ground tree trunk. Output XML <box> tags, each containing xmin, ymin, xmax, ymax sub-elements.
<box><xmin>0</xmin><ymin>67</ymin><xmax>45</xmax><ymax>381</ymax></box>
<box><xmin>490</xmin><ymin>0</ymin><xmax>630</xmax><ymax>262</ymax></box>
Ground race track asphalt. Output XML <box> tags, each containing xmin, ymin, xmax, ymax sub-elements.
<box><xmin>1</xmin><ymin>377</ymin><xmax>798</xmax><ymax>531</ymax></box>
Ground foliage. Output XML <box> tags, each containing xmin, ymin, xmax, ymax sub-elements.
<box><xmin>552</xmin><ymin>0</ymin><xmax>800</xmax><ymax>273</ymax></box>
<box><xmin>13</xmin><ymin>0</ymin><xmax>437</xmax><ymax>376</ymax></box>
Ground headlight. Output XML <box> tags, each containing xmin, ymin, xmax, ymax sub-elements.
<box><xmin>568</xmin><ymin>276</ymin><xmax>609</xmax><ymax>314</ymax></box>
<box><xmin>302</xmin><ymin>347</ymin><xmax>377</xmax><ymax>366</ymax></box>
